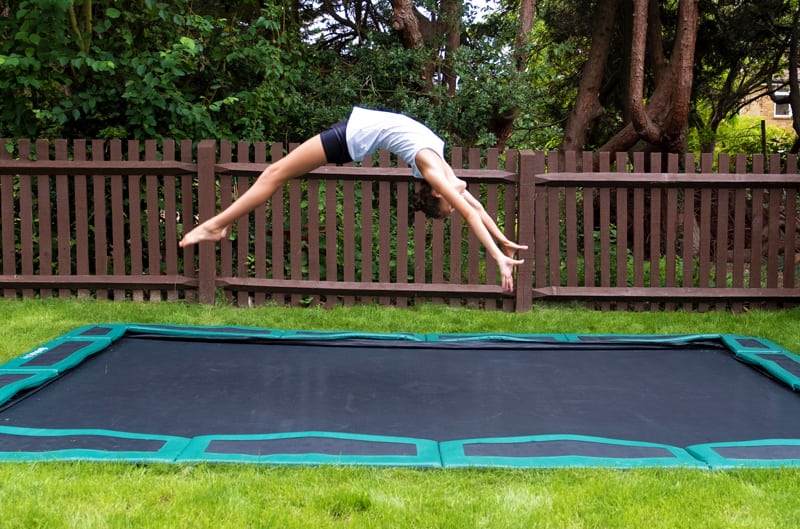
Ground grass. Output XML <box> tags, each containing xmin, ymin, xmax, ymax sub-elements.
<box><xmin>1</xmin><ymin>298</ymin><xmax>800</xmax><ymax>528</ymax></box>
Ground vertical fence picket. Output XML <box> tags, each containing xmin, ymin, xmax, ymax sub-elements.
<box><xmin>251</xmin><ymin>142</ymin><xmax>268</xmax><ymax>306</ymax></box>
<box><xmin>218</xmin><ymin>141</ymin><xmax>234</xmax><ymax>304</ymax></box>
<box><xmin>614</xmin><ymin>152</ymin><xmax>629</xmax><ymax>309</ymax></box>
<box><xmin>766</xmin><ymin>156</ymin><xmax>782</xmax><ymax>304</ymax></box>
<box><xmin>466</xmin><ymin>148</ymin><xmax>482</xmax><ymax>307</ymax></box>
<box><xmin>394</xmin><ymin>161</ymin><xmax>410</xmax><ymax>309</ymax></box>
<box><xmin>697</xmin><ymin>154</ymin><xmax>712</xmax><ymax>311</ymax></box>
<box><xmin>378</xmin><ymin>150</ymin><xmax>392</xmax><ymax>306</ymax></box>
<box><xmin>681</xmin><ymin>154</ymin><xmax>699</xmax><ymax>311</ymax></box>
<box><xmin>125</xmin><ymin>140</ymin><xmax>143</xmax><ymax>301</ymax></box>
<box><xmin>269</xmin><ymin>143</ymin><xmax>285</xmax><ymax>304</ymax></box>
<box><xmin>714</xmin><ymin>154</ymin><xmax>731</xmax><ymax>294</ymax></box>
<box><xmin>196</xmin><ymin>140</ymin><xmax>217</xmax><ymax>304</ymax></box>
<box><xmin>342</xmin><ymin>172</ymin><xmax>356</xmax><ymax>307</ymax></box>
<box><xmin>784</xmin><ymin>154</ymin><xmax>798</xmax><ymax>290</ymax></box>
<box><xmin>18</xmin><ymin>141</ymin><xmax>34</xmax><ymax>298</ymax></box>
<box><xmin>732</xmin><ymin>155</ymin><xmax>751</xmax><ymax>301</ymax></box>
<box><xmin>72</xmin><ymin>140</ymin><xmax>92</xmax><ymax>298</ymax></box>
<box><xmin>162</xmin><ymin>140</ymin><xmax>179</xmax><ymax>302</ymax></box>
<box><xmin>54</xmin><ymin>140</ymin><xmax>72</xmax><ymax>298</ymax></box>
<box><xmin>307</xmin><ymin>173</ymin><xmax>321</xmax><ymax>307</ymax></box>
<box><xmin>484</xmin><ymin>148</ymin><xmax>500</xmax><ymax>310</ymax></box>
<box><xmin>360</xmin><ymin>171</ymin><xmax>375</xmax><ymax>306</ymax></box>
<box><xmin>0</xmin><ymin>140</ymin><xmax>15</xmax><ymax>298</ymax></box>
<box><xmin>145</xmin><ymin>140</ymin><xmax>162</xmax><ymax>301</ymax></box>
<box><xmin>91</xmin><ymin>140</ymin><xmax>109</xmax><ymax>299</ymax></box>
<box><xmin>648</xmin><ymin>153</ymin><xmax>662</xmax><ymax>296</ymax></box>
<box><xmin>564</xmin><ymin>151</ymin><xmax>578</xmax><ymax>287</ymax></box>
<box><xmin>35</xmin><ymin>140</ymin><xmax>53</xmax><ymax>298</ymax></box>
<box><xmin>324</xmin><ymin>162</ymin><xmax>340</xmax><ymax>309</ymax></box>
<box><xmin>597</xmin><ymin>153</ymin><xmax>611</xmax><ymax>310</ymax></box>
<box><xmin>547</xmin><ymin>151</ymin><xmax>561</xmax><ymax>288</ymax></box>
<box><xmin>748</xmin><ymin>157</ymin><xmax>764</xmax><ymax>304</ymax></box>
<box><xmin>581</xmin><ymin>152</ymin><xmax>595</xmax><ymax>290</ymax></box>
<box><xmin>631</xmin><ymin>153</ymin><xmax>645</xmax><ymax>311</ymax></box>
<box><xmin>447</xmin><ymin>147</ymin><xmax>463</xmax><ymax>305</ymax></box>
<box><xmin>664</xmin><ymin>154</ymin><xmax>679</xmax><ymax>310</ymax></box>
<box><xmin>503</xmin><ymin>149</ymin><xmax>519</xmax><ymax>311</ymax></box>
<box><xmin>179</xmin><ymin>139</ymin><xmax>196</xmax><ymax>302</ymax></box>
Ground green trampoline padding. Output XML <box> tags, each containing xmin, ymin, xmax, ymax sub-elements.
<box><xmin>0</xmin><ymin>323</ymin><xmax>798</xmax><ymax>468</ymax></box>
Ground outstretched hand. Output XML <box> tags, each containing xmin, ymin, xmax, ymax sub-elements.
<box><xmin>501</xmin><ymin>240</ymin><xmax>528</xmax><ymax>259</ymax></box>
<box><xmin>179</xmin><ymin>222</ymin><xmax>230</xmax><ymax>248</ymax></box>
<box><xmin>498</xmin><ymin>254</ymin><xmax>525</xmax><ymax>292</ymax></box>
<box><xmin>497</xmin><ymin>240</ymin><xmax>527</xmax><ymax>292</ymax></box>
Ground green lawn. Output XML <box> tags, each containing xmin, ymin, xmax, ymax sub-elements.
<box><xmin>1</xmin><ymin>298</ymin><xmax>799</xmax><ymax>529</ymax></box>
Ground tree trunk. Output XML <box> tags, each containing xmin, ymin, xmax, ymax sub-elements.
<box><xmin>559</xmin><ymin>0</ymin><xmax>618</xmax><ymax>151</ymax></box>
<box><xmin>390</xmin><ymin>0</ymin><xmax>423</xmax><ymax>49</ymax></box>
<box><xmin>600</xmin><ymin>0</ymin><xmax>699</xmax><ymax>154</ymax></box>
<box><xmin>442</xmin><ymin>0</ymin><xmax>462</xmax><ymax>96</ymax></box>
<box><xmin>514</xmin><ymin>0</ymin><xmax>538</xmax><ymax>70</ymax></box>
<box><xmin>489</xmin><ymin>0</ymin><xmax>537</xmax><ymax>148</ymax></box>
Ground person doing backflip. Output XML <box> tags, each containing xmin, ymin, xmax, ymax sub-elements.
<box><xmin>179</xmin><ymin>107</ymin><xmax>528</xmax><ymax>291</ymax></box>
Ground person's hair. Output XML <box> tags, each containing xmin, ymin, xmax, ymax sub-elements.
<box><xmin>412</xmin><ymin>180</ymin><xmax>446</xmax><ymax>219</ymax></box>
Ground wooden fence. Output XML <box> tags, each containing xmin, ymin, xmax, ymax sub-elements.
<box><xmin>0</xmin><ymin>139</ymin><xmax>798</xmax><ymax>311</ymax></box>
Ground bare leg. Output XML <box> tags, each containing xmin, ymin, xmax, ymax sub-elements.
<box><xmin>180</xmin><ymin>135</ymin><xmax>329</xmax><ymax>247</ymax></box>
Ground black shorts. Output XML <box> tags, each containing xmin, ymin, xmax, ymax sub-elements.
<box><xmin>319</xmin><ymin>119</ymin><xmax>353</xmax><ymax>164</ymax></box>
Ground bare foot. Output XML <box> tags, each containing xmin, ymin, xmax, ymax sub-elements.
<box><xmin>179</xmin><ymin>221</ymin><xmax>230</xmax><ymax>247</ymax></box>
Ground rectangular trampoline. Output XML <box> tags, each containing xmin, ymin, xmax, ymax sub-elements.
<box><xmin>1</xmin><ymin>323</ymin><xmax>799</xmax><ymax>469</ymax></box>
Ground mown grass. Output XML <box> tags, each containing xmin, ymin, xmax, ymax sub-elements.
<box><xmin>1</xmin><ymin>298</ymin><xmax>799</xmax><ymax>529</ymax></box>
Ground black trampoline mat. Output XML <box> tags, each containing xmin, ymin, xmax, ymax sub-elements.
<box><xmin>2</xmin><ymin>334</ymin><xmax>800</xmax><ymax>450</ymax></box>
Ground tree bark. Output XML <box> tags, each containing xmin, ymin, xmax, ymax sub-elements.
<box><xmin>559</xmin><ymin>0</ymin><xmax>618</xmax><ymax>151</ymax></box>
<box><xmin>390</xmin><ymin>0</ymin><xmax>423</xmax><ymax>49</ymax></box>
<box><xmin>514</xmin><ymin>0</ymin><xmax>538</xmax><ymax>70</ymax></box>
<box><xmin>442</xmin><ymin>0</ymin><xmax>462</xmax><ymax>96</ymax></box>
<box><xmin>600</xmin><ymin>0</ymin><xmax>699</xmax><ymax>154</ymax></box>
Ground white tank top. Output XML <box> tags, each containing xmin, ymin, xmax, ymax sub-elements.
<box><xmin>345</xmin><ymin>107</ymin><xmax>445</xmax><ymax>179</ymax></box>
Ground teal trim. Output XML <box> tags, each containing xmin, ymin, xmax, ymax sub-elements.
<box><xmin>428</xmin><ymin>333</ymin><xmax>569</xmax><ymax>343</ymax></box>
<box><xmin>0</xmin><ymin>369</ymin><xmax>58</xmax><ymax>406</ymax></box>
<box><xmin>0</xmin><ymin>426</ymin><xmax>190</xmax><ymax>463</ymax></box>
<box><xmin>282</xmin><ymin>330</ymin><xmax>425</xmax><ymax>342</ymax></box>
<box><xmin>687</xmin><ymin>440</ymin><xmax>800</xmax><ymax>469</ymax></box>
<box><xmin>572</xmin><ymin>333</ymin><xmax>723</xmax><ymax>343</ymax></box>
<box><xmin>126</xmin><ymin>323</ymin><xmax>287</xmax><ymax>339</ymax></box>
<box><xmin>179</xmin><ymin>432</ymin><xmax>442</xmax><ymax>467</ymax></box>
<box><xmin>64</xmin><ymin>324</ymin><xmax>128</xmax><ymax>341</ymax></box>
<box><xmin>0</xmin><ymin>335</ymin><xmax>112</xmax><ymax>373</ymax></box>
<box><xmin>721</xmin><ymin>334</ymin><xmax>800</xmax><ymax>390</ymax></box>
<box><xmin>440</xmin><ymin>435</ymin><xmax>707</xmax><ymax>469</ymax></box>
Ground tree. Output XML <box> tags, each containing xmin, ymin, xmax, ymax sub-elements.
<box><xmin>560</xmin><ymin>0</ymin><xmax>700</xmax><ymax>154</ymax></box>
<box><xmin>557</xmin><ymin>0</ymin><xmax>799</xmax><ymax>155</ymax></box>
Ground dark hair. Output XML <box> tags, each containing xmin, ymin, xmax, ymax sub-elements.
<box><xmin>412</xmin><ymin>180</ymin><xmax>446</xmax><ymax>219</ymax></box>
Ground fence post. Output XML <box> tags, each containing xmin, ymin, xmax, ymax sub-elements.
<box><xmin>516</xmin><ymin>150</ymin><xmax>537</xmax><ymax>311</ymax></box>
<box><xmin>197</xmin><ymin>139</ymin><xmax>217</xmax><ymax>304</ymax></box>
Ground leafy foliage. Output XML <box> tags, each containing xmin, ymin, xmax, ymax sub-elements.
<box><xmin>0</xmin><ymin>0</ymin><xmax>305</xmax><ymax>140</ymax></box>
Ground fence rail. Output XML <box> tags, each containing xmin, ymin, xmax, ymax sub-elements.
<box><xmin>1</xmin><ymin>139</ymin><xmax>798</xmax><ymax>311</ymax></box>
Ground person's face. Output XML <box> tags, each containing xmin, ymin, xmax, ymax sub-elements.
<box><xmin>432</xmin><ymin>192</ymin><xmax>454</xmax><ymax>218</ymax></box>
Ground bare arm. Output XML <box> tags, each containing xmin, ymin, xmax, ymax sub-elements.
<box><xmin>460</xmin><ymin>189</ymin><xmax>528</xmax><ymax>258</ymax></box>
<box><xmin>416</xmin><ymin>150</ymin><xmax>524</xmax><ymax>291</ymax></box>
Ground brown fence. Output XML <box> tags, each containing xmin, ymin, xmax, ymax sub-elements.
<box><xmin>1</xmin><ymin>139</ymin><xmax>798</xmax><ymax>311</ymax></box>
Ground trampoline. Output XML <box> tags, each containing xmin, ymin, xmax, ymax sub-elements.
<box><xmin>1</xmin><ymin>324</ymin><xmax>800</xmax><ymax>469</ymax></box>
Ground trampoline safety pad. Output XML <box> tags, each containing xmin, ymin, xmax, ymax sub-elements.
<box><xmin>0</xmin><ymin>323</ymin><xmax>799</xmax><ymax>469</ymax></box>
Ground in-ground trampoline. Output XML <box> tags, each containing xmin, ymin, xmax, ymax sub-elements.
<box><xmin>1</xmin><ymin>324</ymin><xmax>800</xmax><ymax>469</ymax></box>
